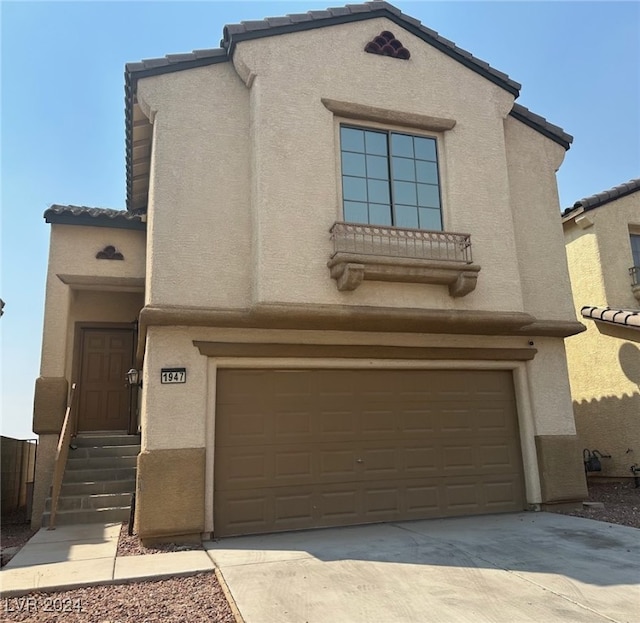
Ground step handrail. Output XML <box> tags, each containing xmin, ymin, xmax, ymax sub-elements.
<box><xmin>48</xmin><ymin>382</ymin><xmax>77</xmax><ymax>529</ymax></box>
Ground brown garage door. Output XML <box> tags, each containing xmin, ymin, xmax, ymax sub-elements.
<box><xmin>214</xmin><ymin>369</ymin><xmax>524</xmax><ymax>537</ymax></box>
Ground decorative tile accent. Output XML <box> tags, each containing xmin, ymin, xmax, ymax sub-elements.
<box><xmin>365</xmin><ymin>31</ymin><xmax>410</xmax><ymax>59</ymax></box>
<box><xmin>96</xmin><ymin>245</ymin><xmax>124</xmax><ymax>260</ymax></box>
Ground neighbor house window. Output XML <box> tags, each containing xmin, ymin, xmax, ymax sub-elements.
<box><xmin>340</xmin><ymin>125</ymin><xmax>442</xmax><ymax>230</ymax></box>
<box><xmin>630</xmin><ymin>233</ymin><xmax>640</xmax><ymax>267</ymax></box>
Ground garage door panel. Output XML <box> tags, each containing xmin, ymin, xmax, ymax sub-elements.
<box><xmin>442</xmin><ymin>444</ymin><xmax>477</xmax><ymax>471</ymax></box>
<box><xmin>274</xmin><ymin>411</ymin><xmax>313</xmax><ymax>436</ymax></box>
<box><xmin>319</xmin><ymin>447</ymin><xmax>360</xmax><ymax>481</ymax></box>
<box><xmin>364</xmin><ymin>487</ymin><xmax>401</xmax><ymax>519</ymax></box>
<box><xmin>360</xmin><ymin>447</ymin><xmax>399</xmax><ymax>476</ymax></box>
<box><xmin>317</xmin><ymin>410</ymin><xmax>358</xmax><ymax>437</ymax></box>
<box><xmin>217</xmin><ymin>407</ymin><xmax>268</xmax><ymax>441</ymax></box>
<box><xmin>400</xmin><ymin>409</ymin><xmax>436</xmax><ymax>433</ymax></box>
<box><xmin>404</xmin><ymin>445</ymin><xmax>441</xmax><ymax>474</ymax></box>
<box><xmin>440</xmin><ymin>409</ymin><xmax>475</xmax><ymax>433</ymax></box>
<box><xmin>478</xmin><ymin>444</ymin><xmax>514</xmax><ymax>469</ymax></box>
<box><xmin>483</xmin><ymin>480</ymin><xmax>522</xmax><ymax>509</ymax></box>
<box><xmin>361</xmin><ymin>410</ymin><xmax>397</xmax><ymax>436</ymax></box>
<box><xmin>476</xmin><ymin>408</ymin><xmax>515</xmax><ymax>433</ymax></box>
<box><xmin>443</xmin><ymin>482</ymin><xmax>481</xmax><ymax>511</ymax></box>
<box><xmin>215</xmin><ymin>369</ymin><xmax>525</xmax><ymax>537</ymax></box>
<box><xmin>405</xmin><ymin>484</ymin><xmax>441</xmax><ymax>515</ymax></box>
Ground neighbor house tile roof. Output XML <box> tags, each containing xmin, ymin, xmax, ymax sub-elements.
<box><xmin>581</xmin><ymin>306</ymin><xmax>640</xmax><ymax>330</ymax></box>
<box><xmin>124</xmin><ymin>0</ymin><xmax>573</xmax><ymax>211</ymax></box>
<box><xmin>44</xmin><ymin>205</ymin><xmax>146</xmax><ymax>231</ymax></box>
<box><xmin>562</xmin><ymin>178</ymin><xmax>640</xmax><ymax>218</ymax></box>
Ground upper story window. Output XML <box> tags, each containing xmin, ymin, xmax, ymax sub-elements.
<box><xmin>340</xmin><ymin>125</ymin><xmax>442</xmax><ymax>231</ymax></box>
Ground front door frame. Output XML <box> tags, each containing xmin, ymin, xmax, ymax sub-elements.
<box><xmin>72</xmin><ymin>322</ymin><xmax>138</xmax><ymax>435</ymax></box>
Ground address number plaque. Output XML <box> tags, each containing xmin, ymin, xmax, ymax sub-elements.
<box><xmin>160</xmin><ymin>368</ymin><xmax>186</xmax><ymax>384</ymax></box>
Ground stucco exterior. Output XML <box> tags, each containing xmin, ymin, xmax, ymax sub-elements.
<box><xmin>31</xmin><ymin>221</ymin><xmax>145</xmax><ymax>527</ymax></box>
<box><xmin>563</xmin><ymin>189</ymin><xmax>640</xmax><ymax>478</ymax></box>
<box><xmin>34</xmin><ymin>3</ymin><xmax>587</xmax><ymax>537</ymax></box>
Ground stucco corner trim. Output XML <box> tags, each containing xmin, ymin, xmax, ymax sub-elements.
<box><xmin>327</xmin><ymin>252</ymin><xmax>480</xmax><ymax>296</ymax></box>
<box><xmin>321</xmin><ymin>98</ymin><xmax>456</xmax><ymax>132</ymax></box>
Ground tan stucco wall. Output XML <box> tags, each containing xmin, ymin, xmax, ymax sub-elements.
<box><xmin>563</xmin><ymin>194</ymin><xmax>640</xmax><ymax>476</ymax></box>
<box><xmin>39</xmin><ymin>224</ymin><xmax>146</xmax><ymax>380</ymax></box>
<box><xmin>525</xmin><ymin>337</ymin><xmax>577</xmax><ymax>436</ymax></box>
<box><xmin>138</xmin><ymin>325</ymin><xmax>584</xmax><ymax>530</ymax></box>
<box><xmin>135</xmin><ymin>447</ymin><xmax>205</xmax><ymax>541</ymax></box>
<box><xmin>137</xmin><ymin>17</ymin><xmax>573</xmax><ymax>322</ymax></box>
<box><xmin>33</xmin><ymin>223</ymin><xmax>146</xmax><ymax>525</ymax></box>
<box><xmin>504</xmin><ymin>116</ymin><xmax>575</xmax><ymax>321</ymax></box>
<box><xmin>137</xmin><ymin>62</ymin><xmax>252</xmax><ymax>310</ymax></box>
<box><xmin>133</xmin><ymin>18</ymin><xmax>584</xmax><ymax>534</ymax></box>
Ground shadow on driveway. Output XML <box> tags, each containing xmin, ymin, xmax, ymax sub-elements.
<box><xmin>206</xmin><ymin>512</ymin><xmax>640</xmax><ymax>623</ymax></box>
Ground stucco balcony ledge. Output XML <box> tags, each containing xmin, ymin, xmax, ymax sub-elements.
<box><xmin>328</xmin><ymin>222</ymin><xmax>481</xmax><ymax>297</ymax></box>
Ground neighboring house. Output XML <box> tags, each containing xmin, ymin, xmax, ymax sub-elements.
<box><xmin>33</xmin><ymin>1</ymin><xmax>587</xmax><ymax>541</ymax></box>
<box><xmin>562</xmin><ymin>179</ymin><xmax>640</xmax><ymax>478</ymax></box>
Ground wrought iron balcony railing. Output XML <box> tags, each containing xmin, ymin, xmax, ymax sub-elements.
<box><xmin>329</xmin><ymin>221</ymin><xmax>473</xmax><ymax>264</ymax></box>
<box><xmin>327</xmin><ymin>221</ymin><xmax>480</xmax><ymax>296</ymax></box>
<box><xmin>630</xmin><ymin>266</ymin><xmax>640</xmax><ymax>287</ymax></box>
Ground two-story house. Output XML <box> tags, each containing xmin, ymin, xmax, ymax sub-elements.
<box><xmin>562</xmin><ymin>180</ymin><xmax>640</xmax><ymax>479</ymax></box>
<box><xmin>32</xmin><ymin>1</ymin><xmax>587</xmax><ymax>541</ymax></box>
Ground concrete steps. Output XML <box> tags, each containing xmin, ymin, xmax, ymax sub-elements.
<box><xmin>43</xmin><ymin>434</ymin><xmax>140</xmax><ymax>527</ymax></box>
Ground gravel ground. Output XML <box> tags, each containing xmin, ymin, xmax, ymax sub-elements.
<box><xmin>1</xmin><ymin>511</ymin><xmax>37</xmax><ymax>568</ymax></box>
<box><xmin>1</xmin><ymin>573</ymin><xmax>236</xmax><ymax>623</ymax></box>
<box><xmin>553</xmin><ymin>479</ymin><xmax>640</xmax><ymax>528</ymax></box>
<box><xmin>116</xmin><ymin>523</ymin><xmax>205</xmax><ymax>556</ymax></box>
<box><xmin>2</xmin><ymin>482</ymin><xmax>637</xmax><ymax>622</ymax></box>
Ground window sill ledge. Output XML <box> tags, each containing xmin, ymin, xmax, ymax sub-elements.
<box><xmin>328</xmin><ymin>252</ymin><xmax>481</xmax><ymax>297</ymax></box>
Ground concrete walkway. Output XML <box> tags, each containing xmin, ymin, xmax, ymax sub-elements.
<box><xmin>206</xmin><ymin>512</ymin><xmax>640</xmax><ymax>623</ymax></box>
<box><xmin>0</xmin><ymin>523</ymin><xmax>214</xmax><ymax>598</ymax></box>
<box><xmin>3</xmin><ymin>513</ymin><xmax>639</xmax><ymax>622</ymax></box>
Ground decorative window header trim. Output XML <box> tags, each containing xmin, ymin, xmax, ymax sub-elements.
<box><xmin>365</xmin><ymin>31</ymin><xmax>410</xmax><ymax>60</ymax></box>
<box><xmin>322</xmin><ymin>98</ymin><xmax>455</xmax><ymax>133</ymax></box>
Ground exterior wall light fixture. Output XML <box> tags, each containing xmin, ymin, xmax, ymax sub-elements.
<box><xmin>126</xmin><ymin>368</ymin><xmax>142</xmax><ymax>387</ymax></box>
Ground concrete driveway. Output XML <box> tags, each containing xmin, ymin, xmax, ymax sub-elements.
<box><xmin>205</xmin><ymin>512</ymin><xmax>640</xmax><ymax>623</ymax></box>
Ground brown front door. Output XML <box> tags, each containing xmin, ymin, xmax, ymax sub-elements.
<box><xmin>76</xmin><ymin>328</ymin><xmax>134</xmax><ymax>432</ymax></box>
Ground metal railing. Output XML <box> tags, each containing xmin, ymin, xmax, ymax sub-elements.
<box><xmin>48</xmin><ymin>383</ymin><xmax>76</xmax><ymax>529</ymax></box>
<box><xmin>329</xmin><ymin>222</ymin><xmax>473</xmax><ymax>263</ymax></box>
<box><xmin>630</xmin><ymin>266</ymin><xmax>640</xmax><ymax>287</ymax></box>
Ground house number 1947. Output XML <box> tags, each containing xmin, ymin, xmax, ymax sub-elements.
<box><xmin>161</xmin><ymin>368</ymin><xmax>186</xmax><ymax>384</ymax></box>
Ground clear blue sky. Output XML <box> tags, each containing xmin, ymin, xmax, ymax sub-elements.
<box><xmin>1</xmin><ymin>1</ymin><xmax>638</xmax><ymax>439</ymax></box>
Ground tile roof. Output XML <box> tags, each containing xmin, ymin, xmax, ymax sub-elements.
<box><xmin>44</xmin><ymin>205</ymin><xmax>146</xmax><ymax>230</ymax></box>
<box><xmin>562</xmin><ymin>178</ymin><xmax>640</xmax><ymax>218</ymax></box>
<box><xmin>509</xmin><ymin>103</ymin><xmax>573</xmax><ymax>150</ymax></box>
<box><xmin>219</xmin><ymin>1</ymin><xmax>521</xmax><ymax>96</ymax></box>
<box><xmin>582</xmin><ymin>306</ymin><xmax>640</xmax><ymax>329</ymax></box>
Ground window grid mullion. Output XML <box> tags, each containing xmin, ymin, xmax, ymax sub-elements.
<box><xmin>387</xmin><ymin>131</ymin><xmax>396</xmax><ymax>226</ymax></box>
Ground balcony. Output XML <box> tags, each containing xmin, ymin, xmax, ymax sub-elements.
<box><xmin>630</xmin><ymin>266</ymin><xmax>640</xmax><ymax>302</ymax></box>
<box><xmin>328</xmin><ymin>222</ymin><xmax>481</xmax><ymax>296</ymax></box>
